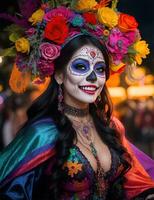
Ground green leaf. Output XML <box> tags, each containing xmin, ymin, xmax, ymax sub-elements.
<box><xmin>4</xmin><ymin>24</ymin><xmax>24</xmax><ymax>35</ymax></box>
<box><xmin>9</xmin><ymin>33</ymin><xmax>21</xmax><ymax>42</ymax></box>
<box><xmin>0</xmin><ymin>47</ymin><xmax>16</xmax><ymax>57</ymax></box>
<box><xmin>71</xmin><ymin>0</ymin><xmax>77</xmax><ymax>9</ymax></box>
<box><xmin>128</xmin><ymin>47</ymin><xmax>137</xmax><ymax>54</ymax></box>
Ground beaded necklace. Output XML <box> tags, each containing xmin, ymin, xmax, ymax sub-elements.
<box><xmin>64</xmin><ymin>104</ymin><xmax>107</xmax><ymax>198</ymax></box>
<box><xmin>72</xmin><ymin>120</ymin><xmax>107</xmax><ymax>198</ymax></box>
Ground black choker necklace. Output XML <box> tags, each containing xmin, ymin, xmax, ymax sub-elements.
<box><xmin>63</xmin><ymin>103</ymin><xmax>89</xmax><ymax>117</ymax></box>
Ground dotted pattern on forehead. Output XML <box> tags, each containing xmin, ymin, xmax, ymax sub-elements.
<box><xmin>74</xmin><ymin>47</ymin><xmax>104</xmax><ymax>63</ymax></box>
<box><xmin>85</xmin><ymin>47</ymin><xmax>102</xmax><ymax>60</ymax></box>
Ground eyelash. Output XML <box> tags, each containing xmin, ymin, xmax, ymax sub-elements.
<box><xmin>96</xmin><ymin>67</ymin><xmax>105</xmax><ymax>72</ymax></box>
<box><xmin>95</xmin><ymin>65</ymin><xmax>106</xmax><ymax>73</ymax></box>
<box><xmin>75</xmin><ymin>63</ymin><xmax>87</xmax><ymax>70</ymax></box>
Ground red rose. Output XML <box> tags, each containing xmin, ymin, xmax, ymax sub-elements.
<box><xmin>44</xmin><ymin>16</ymin><xmax>69</xmax><ymax>44</ymax></box>
<box><xmin>83</xmin><ymin>12</ymin><xmax>97</xmax><ymax>25</ymax></box>
<box><xmin>118</xmin><ymin>13</ymin><xmax>138</xmax><ymax>32</ymax></box>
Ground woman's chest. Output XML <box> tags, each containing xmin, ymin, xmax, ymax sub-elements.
<box><xmin>61</xmin><ymin>144</ymin><xmax>121</xmax><ymax>194</ymax></box>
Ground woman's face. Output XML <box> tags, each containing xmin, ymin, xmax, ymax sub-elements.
<box><xmin>56</xmin><ymin>44</ymin><xmax>107</xmax><ymax>106</ymax></box>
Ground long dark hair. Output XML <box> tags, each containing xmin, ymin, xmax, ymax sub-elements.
<box><xmin>25</xmin><ymin>35</ymin><xmax>131</xmax><ymax>199</ymax></box>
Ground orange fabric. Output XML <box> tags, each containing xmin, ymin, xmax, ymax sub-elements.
<box><xmin>111</xmin><ymin>116</ymin><xmax>154</xmax><ymax>199</ymax></box>
<box><xmin>9</xmin><ymin>63</ymin><xmax>31</xmax><ymax>93</ymax></box>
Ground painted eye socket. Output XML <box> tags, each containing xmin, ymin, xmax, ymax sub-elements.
<box><xmin>70</xmin><ymin>59</ymin><xmax>90</xmax><ymax>75</ymax></box>
<box><xmin>94</xmin><ymin>62</ymin><xmax>106</xmax><ymax>76</ymax></box>
<box><xmin>75</xmin><ymin>63</ymin><xmax>87</xmax><ymax>71</ymax></box>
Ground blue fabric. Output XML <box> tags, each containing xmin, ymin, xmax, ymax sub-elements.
<box><xmin>1</xmin><ymin>164</ymin><xmax>43</xmax><ymax>200</ymax></box>
<box><xmin>0</xmin><ymin>118</ymin><xmax>59</xmax><ymax>185</ymax></box>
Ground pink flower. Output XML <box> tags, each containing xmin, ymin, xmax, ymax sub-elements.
<box><xmin>124</xmin><ymin>31</ymin><xmax>137</xmax><ymax>45</ymax></box>
<box><xmin>37</xmin><ymin>59</ymin><xmax>55</xmax><ymax>77</ymax></box>
<box><xmin>106</xmin><ymin>28</ymin><xmax>131</xmax><ymax>61</ymax></box>
<box><xmin>39</xmin><ymin>42</ymin><xmax>61</xmax><ymax>61</ymax></box>
<box><xmin>88</xmin><ymin>25</ymin><xmax>104</xmax><ymax>37</ymax></box>
<box><xmin>44</xmin><ymin>6</ymin><xmax>74</xmax><ymax>22</ymax></box>
<box><xmin>26</xmin><ymin>28</ymin><xmax>36</xmax><ymax>37</ymax></box>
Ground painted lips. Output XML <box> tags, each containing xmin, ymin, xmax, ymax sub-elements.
<box><xmin>79</xmin><ymin>85</ymin><xmax>98</xmax><ymax>95</ymax></box>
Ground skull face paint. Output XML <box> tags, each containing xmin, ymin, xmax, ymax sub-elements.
<box><xmin>63</xmin><ymin>45</ymin><xmax>107</xmax><ymax>104</ymax></box>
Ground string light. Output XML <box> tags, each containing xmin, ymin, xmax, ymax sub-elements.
<box><xmin>0</xmin><ymin>56</ymin><xmax>3</xmax><ymax>64</ymax></box>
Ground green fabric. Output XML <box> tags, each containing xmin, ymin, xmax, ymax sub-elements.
<box><xmin>0</xmin><ymin>119</ymin><xmax>59</xmax><ymax>182</ymax></box>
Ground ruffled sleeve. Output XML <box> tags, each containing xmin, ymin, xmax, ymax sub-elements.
<box><xmin>111</xmin><ymin>116</ymin><xmax>154</xmax><ymax>200</ymax></box>
<box><xmin>0</xmin><ymin>118</ymin><xmax>59</xmax><ymax>195</ymax></box>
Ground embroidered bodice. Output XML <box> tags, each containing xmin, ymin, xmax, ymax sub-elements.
<box><xmin>60</xmin><ymin>145</ymin><xmax>121</xmax><ymax>200</ymax></box>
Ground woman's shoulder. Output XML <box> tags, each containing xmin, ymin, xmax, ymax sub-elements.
<box><xmin>110</xmin><ymin>116</ymin><xmax>125</xmax><ymax>138</ymax></box>
<box><xmin>27</xmin><ymin>117</ymin><xmax>59</xmax><ymax>140</ymax></box>
<box><xmin>13</xmin><ymin>117</ymin><xmax>60</xmax><ymax>148</ymax></box>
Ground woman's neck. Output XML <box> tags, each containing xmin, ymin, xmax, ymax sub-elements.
<box><xmin>63</xmin><ymin>103</ymin><xmax>90</xmax><ymax>119</ymax></box>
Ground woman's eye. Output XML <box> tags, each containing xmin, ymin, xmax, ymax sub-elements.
<box><xmin>94</xmin><ymin>63</ymin><xmax>106</xmax><ymax>75</ymax></box>
<box><xmin>96</xmin><ymin>67</ymin><xmax>105</xmax><ymax>73</ymax></box>
<box><xmin>75</xmin><ymin>63</ymin><xmax>86</xmax><ymax>70</ymax></box>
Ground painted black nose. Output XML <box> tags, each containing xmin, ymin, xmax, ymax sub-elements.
<box><xmin>86</xmin><ymin>71</ymin><xmax>97</xmax><ymax>82</ymax></box>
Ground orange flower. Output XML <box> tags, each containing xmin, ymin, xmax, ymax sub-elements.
<box><xmin>118</xmin><ymin>13</ymin><xmax>138</xmax><ymax>32</ymax></box>
<box><xmin>63</xmin><ymin>161</ymin><xmax>82</xmax><ymax>177</ymax></box>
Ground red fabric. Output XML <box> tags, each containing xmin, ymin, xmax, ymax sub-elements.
<box><xmin>111</xmin><ymin>116</ymin><xmax>154</xmax><ymax>199</ymax></box>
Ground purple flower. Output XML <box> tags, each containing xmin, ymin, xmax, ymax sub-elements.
<box><xmin>106</xmin><ymin>28</ymin><xmax>131</xmax><ymax>62</ymax></box>
<box><xmin>44</xmin><ymin>6</ymin><xmax>74</xmax><ymax>22</ymax></box>
<box><xmin>15</xmin><ymin>54</ymin><xmax>29</xmax><ymax>71</ymax></box>
<box><xmin>37</xmin><ymin>59</ymin><xmax>55</xmax><ymax>77</ymax></box>
<box><xmin>89</xmin><ymin>25</ymin><xmax>104</xmax><ymax>37</ymax></box>
<box><xmin>39</xmin><ymin>42</ymin><xmax>61</xmax><ymax>61</ymax></box>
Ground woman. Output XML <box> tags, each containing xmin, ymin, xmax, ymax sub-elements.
<box><xmin>0</xmin><ymin>1</ymin><xmax>154</xmax><ymax>199</ymax></box>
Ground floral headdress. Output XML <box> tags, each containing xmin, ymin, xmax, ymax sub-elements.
<box><xmin>0</xmin><ymin>0</ymin><xmax>150</xmax><ymax>93</ymax></box>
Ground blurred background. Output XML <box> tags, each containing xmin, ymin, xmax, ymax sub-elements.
<box><xmin>0</xmin><ymin>0</ymin><xmax>154</xmax><ymax>158</ymax></box>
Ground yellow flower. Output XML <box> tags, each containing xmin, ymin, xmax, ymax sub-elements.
<box><xmin>29</xmin><ymin>8</ymin><xmax>45</xmax><ymax>25</ymax></box>
<box><xmin>97</xmin><ymin>7</ymin><xmax>118</xmax><ymax>28</ymax></box>
<box><xmin>133</xmin><ymin>40</ymin><xmax>150</xmax><ymax>65</ymax></box>
<box><xmin>111</xmin><ymin>62</ymin><xmax>125</xmax><ymax>72</ymax></box>
<box><xmin>63</xmin><ymin>161</ymin><xmax>82</xmax><ymax>178</ymax></box>
<box><xmin>76</xmin><ymin>0</ymin><xmax>98</xmax><ymax>11</ymax></box>
<box><xmin>15</xmin><ymin>37</ymin><xmax>30</xmax><ymax>53</ymax></box>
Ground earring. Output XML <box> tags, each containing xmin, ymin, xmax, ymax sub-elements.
<box><xmin>58</xmin><ymin>84</ymin><xmax>64</xmax><ymax>112</ymax></box>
